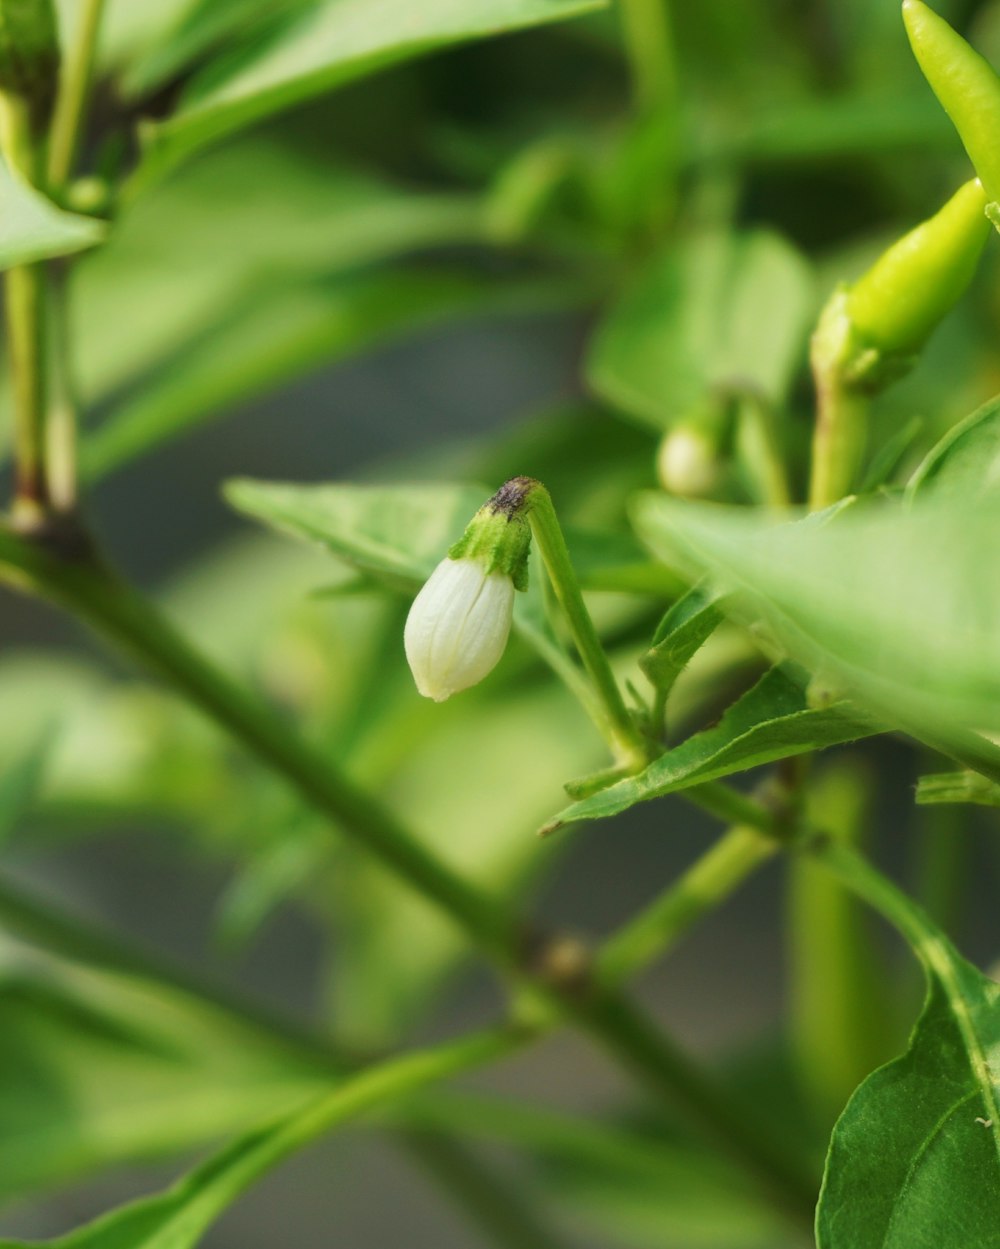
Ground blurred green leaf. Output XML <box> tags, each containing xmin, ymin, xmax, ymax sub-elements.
<box><xmin>416</xmin><ymin>1092</ymin><xmax>799</xmax><ymax>1249</ymax></box>
<box><xmin>908</xmin><ymin>394</ymin><xmax>1000</xmax><ymax>499</ymax></box>
<box><xmin>817</xmin><ymin>894</ymin><xmax>1000</xmax><ymax>1247</ymax></box>
<box><xmin>0</xmin><ymin>736</ymin><xmax>51</xmax><ymax>848</ymax></box>
<box><xmin>0</xmin><ymin>1028</ymin><xmax>498</xmax><ymax>1249</ymax></box>
<box><xmin>83</xmin><ymin>268</ymin><xmax>585</xmax><ymax>480</ymax></box>
<box><xmin>915</xmin><ymin>770</ymin><xmax>1000</xmax><ymax>807</ymax></box>
<box><xmin>0</xmin><ymin>162</ymin><xmax>104</xmax><ymax>270</ymax></box>
<box><xmin>74</xmin><ymin>141</ymin><xmax>486</xmax><ymax>404</ymax></box>
<box><xmin>0</xmin><ymin>956</ymin><xmax>335</xmax><ymax>1201</ymax></box>
<box><xmin>587</xmin><ymin>230</ymin><xmax>814</xmax><ymax>431</ymax></box>
<box><xmin>546</xmin><ymin>666</ymin><xmax>874</xmax><ymax>834</ymax></box>
<box><xmin>631</xmin><ymin>493</ymin><xmax>1000</xmax><ymax>760</ymax></box>
<box><xmin>133</xmin><ymin>0</ymin><xmax>609</xmax><ymax>188</ymax></box>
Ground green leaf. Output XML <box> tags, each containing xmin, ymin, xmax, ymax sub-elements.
<box><xmin>640</xmin><ymin>583</ymin><xmax>723</xmax><ymax>695</ymax></box>
<box><xmin>0</xmin><ymin>161</ymin><xmax>104</xmax><ymax>270</ymax></box>
<box><xmin>74</xmin><ymin>141</ymin><xmax>486</xmax><ymax>404</ymax></box>
<box><xmin>545</xmin><ymin>666</ymin><xmax>875</xmax><ymax>833</ymax></box>
<box><xmin>0</xmin><ymin>734</ymin><xmax>51</xmax><ymax>847</ymax></box>
<box><xmin>82</xmin><ymin>268</ymin><xmax>580</xmax><ymax>481</ymax></box>
<box><xmin>631</xmin><ymin>493</ymin><xmax>1000</xmax><ymax>761</ymax></box>
<box><xmin>908</xmin><ymin>394</ymin><xmax>1000</xmax><ymax>499</ymax></box>
<box><xmin>916</xmin><ymin>770</ymin><xmax>1000</xmax><ymax>808</ymax></box>
<box><xmin>587</xmin><ymin>230</ymin><xmax>814</xmax><ymax>431</ymax></box>
<box><xmin>0</xmin><ymin>1028</ymin><xmax>505</xmax><ymax>1249</ymax></box>
<box><xmin>224</xmin><ymin>479</ymin><xmax>486</xmax><ymax>589</ymax></box>
<box><xmin>133</xmin><ymin>0</ymin><xmax>608</xmax><ymax>188</ymax></box>
<box><xmin>0</xmin><ymin>956</ymin><xmax>335</xmax><ymax>1201</ymax></box>
<box><xmin>816</xmin><ymin>852</ymin><xmax>1000</xmax><ymax>1249</ymax></box>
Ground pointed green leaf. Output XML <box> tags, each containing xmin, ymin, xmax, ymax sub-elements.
<box><xmin>817</xmin><ymin>850</ymin><xmax>1000</xmax><ymax>1248</ymax></box>
<box><xmin>640</xmin><ymin>583</ymin><xmax>723</xmax><ymax>695</ymax></box>
<box><xmin>546</xmin><ymin>667</ymin><xmax>875</xmax><ymax>832</ymax></box>
<box><xmin>916</xmin><ymin>770</ymin><xmax>1000</xmax><ymax>807</ymax></box>
<box><xmin>908</xmin><ymin>394</ymin><xmax>1000</xmax><ymax>499</ymax></box>
<box><xmin>134</xmin><ymin>0</ymin><xmax>608</xmax><ymax>187</ymax></box>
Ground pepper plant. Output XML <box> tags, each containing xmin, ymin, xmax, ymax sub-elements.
<box><xmin>0</xmin><ymin>0</ymin><xmax>999</xmax><ymax>1247</ymax></box>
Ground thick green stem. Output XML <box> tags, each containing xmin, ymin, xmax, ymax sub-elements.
<box><xmin>787</xmin><ymin>762</ymin><xmax>886</xmax><ymax>1118</ymax></box>
<box><xmin>598</xmin><ymin>823</ymin><xmax>778</xmax><ymax>984</ymax></box>
<box><xmin>0</xmin><ymin>90</ymin><xmax>49</xmax><ymax>521</ymax></box>
<box><xmin>808</xmin><ymin>373</ymin><xmax>867</xmax><ymax>509</ymax></box>
<box><xmin>46</xmin><ymin>0</ymin><xmax>106</xmax><ymax>191</ymax></box>
<box><xmin>45</xmin><ymin>261</ymin><xmax>78</xmax><ymax>511</ymax></box>
<box><xmin>525</xmin><ymin>484</ymin><xmax>648</xmax><ymax>769</ymax></box>
<box><xmin>0</xmin><ymin>533</ymin><xmax>516</xmax><ymax>962</ymax></box>
<box><xmin>620</xmin><ymin>0</ymin><xmax>676</xmax><ymax>113</ymax></box>
<box><xmin>0</xmin><ymin>526</ymin><xmax>818</xmax><ymax>1226</ymax></box>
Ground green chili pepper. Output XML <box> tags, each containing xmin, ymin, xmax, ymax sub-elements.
<box><xmin>847</xmin><ymin>177</ymin><xmax>989</xmax><ymax>361</ymax></box>
<box><xmin>904</xmin><ymin>0</ymin><xmax>1000</xmax><ymax>211</ymax></box>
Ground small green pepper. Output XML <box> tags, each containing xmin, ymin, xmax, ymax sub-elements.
<box><xmin>846</xmin><ymin>177</ymin><xmax>989</xmax><ymax>363</ymax></box>
<box><xmin>904</xmin><ymin>0</ymin><xmax>1000</xmax><ymax>214</ymax></box>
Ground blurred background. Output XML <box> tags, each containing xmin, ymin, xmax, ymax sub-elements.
<box><xmin>2</xmin><ymin>1</ymin><xmax>1000</xmax><ymax>1246</ymax></box>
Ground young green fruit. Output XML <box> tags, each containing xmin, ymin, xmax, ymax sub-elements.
<box><xmin>903</xmin><ymin>0</ymin><xmax>1000</xmax><ymax>214</ymax></box>
<box><xmin>404</xmin><ymin>481</ymin><xmax>532</xmax><ymax>702</ymax></box>
<box><xmin>846</xmin><ymin>177</ymin><xmax>989</xmax><ymax>362</ymax></box>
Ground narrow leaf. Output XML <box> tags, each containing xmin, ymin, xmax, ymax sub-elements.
<box><xmin>545</xmin><ymin>667</ymin><xmax>875</xmax><ymax>832</ymax></box>
<box><xmin>134</xmin><ymin>0</ymin><xmax>607</xmax><ymax>187</ymax></box>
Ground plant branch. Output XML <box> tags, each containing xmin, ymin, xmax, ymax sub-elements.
<box><xmin>0</xmin><ymin>524</ymin><xmax>818</xmax><ymax>1226</ymax></box>
<box><xmin>0</xmin><ymin>531</ymin><xmax>516</xmax><ymax>963</ymax></box>
<box><xmin>597</xmin><ymin>822</ymin><xmax>779</xmax><ymax>984</ymax></box>
<box><xmin>46</xmin><ymin>0</ymin><xmax>106</xmax><ymax>191</ymax></box>
<box><xmin>0</xmin><ymin>91</ymin><xmax>49</xmax><ymax>520</ymax></box>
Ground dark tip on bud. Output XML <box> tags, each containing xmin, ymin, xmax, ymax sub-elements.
<box><xmin>487</xmin><ymin>476</ymin><xmax>539</xmax><ymax>519</ymax></box>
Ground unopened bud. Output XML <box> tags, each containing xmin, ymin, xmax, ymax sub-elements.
<box><xmin>404</xmin><ymin>479</ymin><xmax>535</xmax><ymax>702</ymax></box>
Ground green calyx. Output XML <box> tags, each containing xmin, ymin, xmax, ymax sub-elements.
<box><xmin>846</xmin><ymin>177</ymin><xmax>989</xmax><ymax>364</ymax></box>
<box><xmin>447</xmin><ymin>477</ymin><xmax>538</xmax><ymax>590</ymax></box>
<box><xmin>0</xmin><ymin>0</ymin><xmax>59</xmax><ymax>124</ymax></box>
<box><xmin>904</xmin><ymin>0</ymin><xmax>1000</xmax><ymax>210</ymax></box>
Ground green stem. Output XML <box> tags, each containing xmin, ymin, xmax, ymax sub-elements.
<box><xmin>598</xmin><ymin>823</ymin><xmax>778</xmax><ymax>984</ymax></box>
<box><xmin>400</xmin><ymin>1128</ymin><xmax>572</xmax><ymax>1249</ymax></box>
<box><xmin>46</xmin><ymin>0</ymin><xmax>106</xmax><ymax>191</ymax></box>
<box><xmin>525</xmin><ymin>484</ymin><xmax>648</xmax><ymax>769</ymax></box>
<box><xmin>45</xmin><ymin>260</ymin><xmax>78</xmax><ymax>511</ymax></box>
<box><xmin>0</xmin><ymin>90</ymin><xmax>49</xmax><ymax>521</ymax></box>
<box><xmin>808</xmin><ymin>373</ymin><xmax>866</xmax><ymax>509</ymax></box>
<box><xmin>577</xmin><ymin>990</ymin><xmax>817</xmax><ymax>1224</ymax></box>
<box><xmin>178</xmin><ymin>1027</ymin><xmax>524</xmax><ymax>1249</ymax></box>
<box><xmin>787</xmin><ymin>762</ymin><xmax>885</xmax><ymax>1118</ymax></box>
<box><xmin>0</xmin><ymin>532</ymin><xmax>516</xmax><ymax>963</ymax></box>
<box><xmin>0</xmin><ymin>525</ymin><xmax>817</xmax><ymax>1226</ymax></box>
<box><xmin>619</xmin><ymin>0</ymin><xmax>676</xmax><ymax>113</ymax></box>
<box><xmin>736</xmin><ymin>394</ymin><xmax>792</xmax><ymax>508</ymax></box>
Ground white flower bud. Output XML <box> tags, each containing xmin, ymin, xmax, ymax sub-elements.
<box><xmin>404</xmin><ymin>556</ymin><xmax>516</xmax><ymax>701</ymax></box>
<box><xmin>657</xmin><ymin>426</ymin><xmax>721</xmax><ymax>497</ymax></box>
